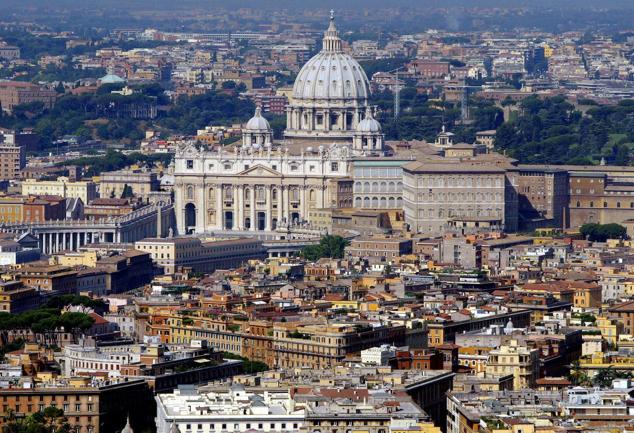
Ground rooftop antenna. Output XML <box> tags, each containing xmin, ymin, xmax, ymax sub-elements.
<box><xmin>389</xmin><ymin>66</ymin><xmax>405</xmax><ymax>119</ymax></box>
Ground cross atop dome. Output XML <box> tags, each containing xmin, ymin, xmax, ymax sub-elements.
<box><xmin>323</xmin><ymin>10</ymin><xmax>342</xmax><ymax>52</ymax></box>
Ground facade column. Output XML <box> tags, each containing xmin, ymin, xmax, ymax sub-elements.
<box><xmin>280</xmin><ymin>185</ymin><xmax>286</xmax><ymax>225</ymax></box>
<box><xmin>250</xmin><ymin>187</ymin><xmax>256</xmax><ymax>231</ymax></box>
<box><xmin>265</xmin><ymin>186</ymin><xmax>272</xmax><ymax>231</ymax></box>
<box><xmin>216</xmin><ymin>186</ymin><xmax>223</xmax><ymax>230</ymax></box>
<box><xmin>232</xmin><ymin>185</ymin><xmax>240</xmax><ymax>230</ymax></box>
<box><xmin>197</xmin><ymin>184</ymin><xmax>205</xmax><ymax>233</ymax></box>
<box><xmin>300</xmin><ymin>187</ymin><xmax>307</xmax><ymax>222</ymax></box>
<box><xmin>237</xmin><ymin>185</ymin><xmax>244</xmax><ymax>230</ymax></box>
<box><xmin>40</xmin><ymin>234</ymin><xmax>46</xmax><ymax>255</ymax></box>
<box><xmin>55</xmin><ymin>233</ymin><xmax>59</xmax><ymax>252</ymax></box>
<box><xmin>324</xmin><ymin>109</ymin><xmax>330</xmax><ymax>130</ymax></box>
<box><xmin>284</xmin><ymin>186</ymin><xmax>291</xmax><ymax>224</ymax></box>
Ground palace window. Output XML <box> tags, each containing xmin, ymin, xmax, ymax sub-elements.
<box><xmin>186</xmin><ymin>160</ymin><xmax>194</xmax><ymax>169</ymax></box>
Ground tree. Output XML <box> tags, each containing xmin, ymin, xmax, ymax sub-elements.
<box><xmin>300</xmin><ymin>235</ymin><xmax>349</xmax><ymax>261</ymax></box>
<box><xmin>2</xmin><ymin>406</ymin><xmax>71</xmax><ymax>433</ymax></box>
<box><xmin>580</xmin><ymin>223</ymin><xmax>627</xmax><ymax>242</ymax></box>
<box><xmin>592</xmin><ymin>367</ymin><xmax>632</xmax><ymax>388</ymax></box>
<box><xmin>221</xmin><ymin>80</ymin><xmax>237</xmax><ymax>89</ymax></box>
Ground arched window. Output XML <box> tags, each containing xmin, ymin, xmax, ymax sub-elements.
<box><xmin>309</xmin><ymin>189</ymin><xmax>316</xmax><ymax>201</ymax></box>
<box><xmin>186</xmin><ymin>185</ymin><xmax>194</xmax><ymax>200</ymax></box>
<box><xmin>208</xmin><ymin>187</ymin><xmax>214</xmax><ymax>200</ymax></box>
<box><xmin>272</xmin><ymin>189</ymin><xmax>278</xmax><ymax>200</ymax></box>
<box><xmin>576</xmin><ymin>201</ymin><xmax>580</xmax><ymax>207</ymax></box>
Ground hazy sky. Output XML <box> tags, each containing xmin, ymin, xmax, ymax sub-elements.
<box><xmin>2</xmin><ymin>0</ymin><xmax>634</xmax><ymax>8</ymax></box>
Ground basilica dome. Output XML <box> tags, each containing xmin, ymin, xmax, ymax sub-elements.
<box><xmin>292</xmin><ymin>14</ymin><xmax>370</xmax><ymax>102</ymax></box>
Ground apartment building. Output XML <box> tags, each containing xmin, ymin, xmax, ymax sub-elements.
<box><xmin>0</xmin><ymin>143</ymin><xmax>25</xmax><ymax>181</ymax></box>
<box><xmin>17</xmin><ymin>264</ymin><xmax>78</xmax><ymax>294</ymax></box>
<box><xmin>345</xmin><ymin>236</ymin><xmax>413</xmax><ymax>260</ymax></box>
<box><xmin>134</xmin><ymin>237</ymin><xmax>266</xmax><ymax>274</ymax></box>
<box><xmin>99</xmin><ymin>169</ymin><xmax>159</xmax><ymax>199</ymax></box>
<box><xmin>485</xmin><ymin>340</ymin><xmax>540</xmax><ymax>390</ymax></box>
<box><xmin>0</xmin><ymin>378</ymin><xmax>153</xmax><ymax>433</ymax></box>
<box><xmin>0</xmin><ymin>81</ymin><xmax>57</xmax><ymax>113</ymax></box>
<box><xmin>272</xmin><ymin>322</ymin><xmax>408</xmax><ymax>369</ymax></box>
<box><xmin>22</xmin><ymin>177</ymin><xmax>98</xmax><ymax>204</ymax></box>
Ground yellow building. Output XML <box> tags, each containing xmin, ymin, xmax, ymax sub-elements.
<box><xmin>50</xmin><ymin>250</ymin><xmax>98</xmax><ymax>267</ymax></box>
<box><xmin>458</xmin><ymin>346</ymin><xmax>491</xmax><ymax>373</ymax></box>
<box><xmin>489</xmin><ymin>423</ymin><xmax>537</xmax><ymax>433</ymax></box>
<box><xmin>0</xmin><ymin>197</ymin><xmax>22</xmax><ymax>222</ymax></box>
<box><xmin>134</xmin><ymin>237</ymin><xmax>265</xmax><ymax>274</ymax></box>
<box><xmin>485</xmin><ymin>340</ymin><xmax>540</xmax><ymax>390</ymax></box>
<box><xmin>573</xmin><ymin>284</ymin><xmax>602</xmax><ymax>308</ymax></box>
<box><xmin>21</xmin><ymin>176</ymin><xmax>97</xmax><ymax>204</ymax></box>
<box><xmin>596</xmin><ymin>316</ymin><xmax>622</xmax><ymax>346</ymax></box>
<box><xmin>579</xmin><ymin>351</ymin><xmax>634</xmax><ymax>377</ymax></box>
<box><xmin>330</xmin><ymin>299</ymin><xmax>361</xmax><ymax>311</ymax></box>
<box><xmin>393</xmin><ymin>422</ymin><xmax>442</xmax><ymax>433</ymax></box>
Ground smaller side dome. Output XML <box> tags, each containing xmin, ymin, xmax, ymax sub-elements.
<box><xmin>245</xmin><ymin>106</ymin><xmax>270</xmax><ymax>131</ymax></box>
<box><xmin>357</xmin><ymin>107</ymin><xmax>381</xmax><ymax>133</ymax></box>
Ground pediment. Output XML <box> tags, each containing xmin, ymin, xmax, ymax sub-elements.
<box><xmin>237</xmin><ymin>164</ymin><xmax>282</xmax><ymax>177</ymax></box>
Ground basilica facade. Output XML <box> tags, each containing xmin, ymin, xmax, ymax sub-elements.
<box><xmin>174</xmin><ymin>13</ymin><xmax>384</xmax><ymax>234</ymax></box>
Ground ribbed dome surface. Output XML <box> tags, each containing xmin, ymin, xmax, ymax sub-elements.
<box><xmin>292</xmin><ymin>13</ymin><xmax>370</xmax><ymax>101</ymax></box>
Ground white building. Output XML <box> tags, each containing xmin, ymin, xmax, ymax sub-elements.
<box><xmin>155</xmin><ymin>385</ymin><xmax>305</xmax><ymax>433</ymax></box>
<box><xmin>360</xmin><ymin>344</ymin><xmax>396</xmax><ymax>365</ymax></box>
